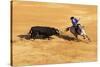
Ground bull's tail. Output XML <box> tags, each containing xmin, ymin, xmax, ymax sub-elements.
<box><xmin>28</xmin><ymin>28</ymin><xmax>32</xmax><ymax>34</ymax></box>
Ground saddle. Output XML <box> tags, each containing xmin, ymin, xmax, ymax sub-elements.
<box><xmin>73</xmin><ymin>24</ymin><xmax>81</xmax><ymax>34</ymax></box>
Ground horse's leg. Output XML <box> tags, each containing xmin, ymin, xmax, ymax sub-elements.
<box><xmin>85</xmin><ymin>35</ymin><xmax>91</xmax><ymax>41</ymax></box>
<box><xmin>74</xmin><ymin>34</ymin><xmax>79</xmax><ymax>41</ymax></box>
<box><xmin>82</xmin><ymin>35</ymin><xmax>86</xmax><ymax>39</ymax></box>
<box><xmin>82</xmin><ymin>35</ymin><xmax>91</xmax><ymax>42</ymax></box>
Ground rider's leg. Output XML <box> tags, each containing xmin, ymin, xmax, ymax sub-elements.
<box><xmin>74</xmin><ymin>26</ymin><xmax>78</xmax><ymax>34</ymax></box>
<box><xmin>75</xmin><ymin>27</ymin><xmax>77</xmax><ymax>32</ymax></box>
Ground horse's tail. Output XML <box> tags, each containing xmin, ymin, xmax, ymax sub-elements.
<box><xmin>66</xmin><ymin>27</ymin><xmax>70</xmax><ymax>31</ymax></box>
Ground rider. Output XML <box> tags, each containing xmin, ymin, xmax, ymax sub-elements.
<box><xmin>70</xmin><ymin>16</ymin><xmax>80</xmax><ymax>33</ymax></box>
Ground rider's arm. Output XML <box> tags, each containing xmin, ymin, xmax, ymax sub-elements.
<box><xmin>78</xmin><ymin>18</ymin><xmax>80</xmax><ymax>21</ymax></box>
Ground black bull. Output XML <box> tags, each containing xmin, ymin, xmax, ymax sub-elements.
<box><xmin>28</xmin><ymin>26</ymin><xmax>60</xmax><ymax>39</ymax></box>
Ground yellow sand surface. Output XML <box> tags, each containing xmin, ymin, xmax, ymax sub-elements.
<box><xmin>12</xmin><ymin>1</ymin><xmax>97</xmax><ymax>66</ymax></box>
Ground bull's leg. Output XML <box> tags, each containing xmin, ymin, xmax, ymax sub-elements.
<box><xmin>31</xmin><ymin>34</ymin><xmax>34</xmax><ymax>40</ymax></box>
<box><xmin>45</xmin><ymin>36</ymin><xmax>50</xmax><ymax>40</ymax></box>
<box><xmin>30</xmin><ymin>34</ymin><xmax>32</xmax><ymax>39</ymax></box>
<box><xmin>31</xmin><ymin>33</ymin><xmax>36</xmax><ymax>40</ymax></box>
<box><xmin>45</xmin><ymin>35</ymin><xmax>51</xmax><ymax>40</ymax></box>
<box><xmin>35</xmin><ymin>32</ymin><xmax>40</xmax><ymax>38</ymax></box>
<box><xmin>48</xmin><ymin>38</ymin><xmax>50</xmax><ymax>40</ymax></box>
<box><xmin>48</xmin><ymin>37</ymin><xmax>51</xmax><ymax>40</ymax></box>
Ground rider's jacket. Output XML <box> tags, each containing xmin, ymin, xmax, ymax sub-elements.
<box><xmin>71</xmin><ymin>18</ymin><xmax>79</xmax><ymax>26</ymax></box>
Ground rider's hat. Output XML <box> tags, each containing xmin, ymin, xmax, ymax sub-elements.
<box><xmin>70</xmin><ymin>17</ymin><xmax>74</xmax><ymax>20</ymax></box>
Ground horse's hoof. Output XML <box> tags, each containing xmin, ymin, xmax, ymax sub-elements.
<box><xmin>88</xmin><ymin>39</ymin><xmax>91</xmax><ymax>42</ymax></box>
<box><xmin>83</xmin><ymin>38</ymin><xmax>85</xmax><ymax>39</ymax></box>
<box><xmin>75</xmin><ymin>39</ymin><xmax>80</xmax><ymax>42</ymax></box>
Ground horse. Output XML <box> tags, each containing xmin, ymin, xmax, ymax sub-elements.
<box><xmin>66</xmin><ymin>24</ymin><xmax>91</xmax><ymax>41</ymax></box>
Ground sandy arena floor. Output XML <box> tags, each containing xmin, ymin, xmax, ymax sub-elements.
<box><xmin>11</xmin><ymin>1</ymin><xmax>97</xmax><ymax>66</ymax></box>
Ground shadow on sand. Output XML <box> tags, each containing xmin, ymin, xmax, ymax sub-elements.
<box><xmin>17</xmin><ymin>34</ymin><xmax>89</xmax><ymax>44</ymax></box>
<box><xmin>17</xmin><ymin>34</ymin><xmax>54</xmax><ymax>40</ymax></box>
<box><xmin>57</xmin><ymin>35</ymin><xmax>75</xmax><ymax>41</ymax></box>
<box><xmin>17</xmin><ymin>34</ymin><xmax>76</xmax><ymax>41</ymax></box>
<box><xmin>17</xmin><ymin>34</ymin><xmax>31</xmax><ymax>40</ymax></box>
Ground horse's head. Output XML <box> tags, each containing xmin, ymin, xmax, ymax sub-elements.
<box><xmin>77</xmin><ymin>24</ymin><xmax>81</xmax><ymax>28</ymax></box>
<box><xmin>77</xmin><ymin>24</ymin><xmax>86</xmax><ymax>36</ymax></box>
<box><xmin>77</xmin><ymin>24</ymin><xmax>85</xmax><ymax>29</ymax></box>
<box><xmin>66</xmin><ymin>27</ymin><xmax>70</xmax><ymax>31</ymax></box>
